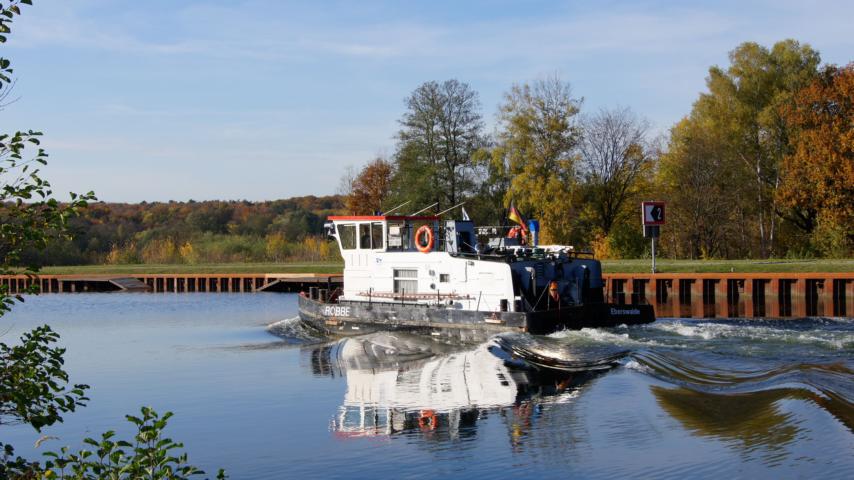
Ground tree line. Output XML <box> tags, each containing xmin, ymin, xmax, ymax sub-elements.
<box><xmin>15</xmin><ymin>39</ymin><xmax>854</xmax><ymax>266</ymax></box>
<box><xmin>24</xmin><ymin>196</ymin><xmax>346</xmax><ymax>266</ymax></box>
<box><xmin>344</xmin><ymin>40</ymin><xmax>852</xmax><ymax>259</ymax></box>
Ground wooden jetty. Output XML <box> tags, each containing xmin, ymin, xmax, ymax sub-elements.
<box><xmin>0</xmin><ymin>273</ymin><xmax>342</xmax><ymax>294</ymax></box>
<box><xmin>1</xmin><ymin>272</ymin><xmax>852</xmax><ymax>319</ymax></box>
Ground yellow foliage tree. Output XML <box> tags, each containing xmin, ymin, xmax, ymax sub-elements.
<box><xmin>496</xmin><ymin>76</ymin><xmax>582</xmax><ymax>243</ymax></box>
<box><xmin>179</xmin><ymin>241</ymin><xmax>198</xmax><ymax>264</ymax></box>
<box><xmin>141</xmin><ymin>238</ymin><xmax>178</xmax><ymax>264</ymax></box>
<box><xmin>265</xmin><ymin>232</ymin><xmax>288</xmax><ymax>262</ymax></box>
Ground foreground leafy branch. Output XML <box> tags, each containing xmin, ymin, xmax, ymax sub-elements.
<box><xmin>42</xmin><ymin>407</ymin><xmax>226</xmax><ymax>480</ymax></box>
<box><xmin>1</xmin><ymin>2</ymin><xmax>225</xmax><ymax>478</ymax></box>
<box><xmin>0</xmin><ymin>325</ymin><xmax>89</xmax><ymax>429</ymax></box>
<box><xmin>0</xmin><ymin>325</ymin><xmax>88</xmax><ymax>479</ymax></box>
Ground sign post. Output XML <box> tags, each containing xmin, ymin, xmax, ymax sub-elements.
<box><xmin>641</xmin><ymin>201</ymin><xmax>665</xmax><ymax>273</ymax></box>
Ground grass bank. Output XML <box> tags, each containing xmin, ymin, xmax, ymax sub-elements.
<box><xmin>600</xmin><ymin>258</ymin><xmax>854</xmax><ymax>273</ymax></box>
<box><xmin>35</xmin><ymin>258</ymin><xmax>854</xmax><ymax>275</ymax></box>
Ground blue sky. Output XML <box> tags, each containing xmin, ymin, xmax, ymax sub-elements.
<box><xmin>3</xmin><ymin>0</ymin><xmax>853</xmax><ymax>202</ymax></box>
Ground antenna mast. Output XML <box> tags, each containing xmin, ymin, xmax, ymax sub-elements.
<box><xmin>409</xmin><ymin>202</ymin><xmax>438</xmax><ymax>216</ymax></box>
<box><xmin>383</xmin><ymin>200</ymin><xmax>411</xmax><ymax>216</ymax></box>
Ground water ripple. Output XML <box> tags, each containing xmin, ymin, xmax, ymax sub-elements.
<box><xmin>630</xmin><ymin>350</ymin><xmax>854</xmax><ymax>432</ymax></box>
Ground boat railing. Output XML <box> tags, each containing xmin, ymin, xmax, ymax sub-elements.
<box><xmin>451</xmin><ymin>248</ymin><xmax>596</xmax><ymax>262</ymax></box>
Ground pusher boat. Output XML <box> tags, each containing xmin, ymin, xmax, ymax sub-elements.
<box><xmin>298</xmin><ymin>213</ymin><xmax>654</xmax><ymax>340</ymax></box>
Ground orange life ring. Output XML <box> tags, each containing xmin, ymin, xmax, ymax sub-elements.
<box><xmin>415</xmin><ymin>225</ymin><xmax>434</xmax><ymax>253</ymax></box>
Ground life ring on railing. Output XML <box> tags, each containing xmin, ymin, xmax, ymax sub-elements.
<box><xmin>415</xmin><ymin>225</ymin><xmax>434</xmax><ymax>253</ymax></box>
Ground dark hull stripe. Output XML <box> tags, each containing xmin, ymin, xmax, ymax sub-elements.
<box><xmin>298</xmin><ymin>294</ymin><xmax>655</xmax><ymax>337</ymax></box>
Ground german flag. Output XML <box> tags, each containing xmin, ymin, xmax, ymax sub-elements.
<box><xmin>508</xmin><ymin>202</ymin><xmax>528</xmax><ymax>232</ymax></box>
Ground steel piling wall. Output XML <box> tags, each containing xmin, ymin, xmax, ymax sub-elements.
<box><xmin>1</xmin><ymin>272</ymin><xmax>852</xmax><ymax>319</ymax></box>
<box><xmin>603</xmin><ymin>273</ymin><xmax>853</xmax><ymax>319</ymax></box>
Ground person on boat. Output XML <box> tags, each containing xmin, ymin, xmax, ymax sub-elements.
<box><xmin>507</xmin><ymin>202</ymin><xmax>529</xmax><ymax>246</ymax></box>
<box><xmin>507</xmin><ymin>225</ymin><xmax>528</xmax><ymax>246</ymax></box>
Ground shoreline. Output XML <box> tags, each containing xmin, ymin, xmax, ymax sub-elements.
<box><xmin>25</xmin><ymin>258</ymin><xmax>854</xmax><ymax>275</ymax></box>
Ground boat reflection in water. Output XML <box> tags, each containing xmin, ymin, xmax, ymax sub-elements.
<box><xmin>305</xmin><ymin>332</ymin><xmax>609</xmax><ymax>440</ymax></box>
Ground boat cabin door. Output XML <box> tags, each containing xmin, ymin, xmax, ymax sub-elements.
<box><xmin>444</xmin><ymin>220</ymin><xmax>477</xmax><ymax>254</ymax></box>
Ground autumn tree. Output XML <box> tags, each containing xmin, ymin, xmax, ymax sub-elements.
<box><xmin>391</xmin><ymin>79</ymin><xmax>484</xmax><ymax>213</ymax></box>
<box><xmin>777</xmin><ymin>63</ymin><xmax>854</xmax><ymax>256</ymax></box>
<box><xmin>345</xmin><ymin>157</ymin><xmax>393</xmax><ymax>215</ymax></box>
<box><xmin>497</xmin><ymin>75</ymin><xmax>582</xmax><ymax>243</ymax></box>
<box><xmin>659</xmin><ymin>40</ymin><xmax>820</xmax><ymax>258</ymax></box>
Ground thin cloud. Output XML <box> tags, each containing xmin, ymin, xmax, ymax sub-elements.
<box><xmin>5</xmin><ymin>0</ymin><xmax>853</xmax><ymax>201</ymax></box>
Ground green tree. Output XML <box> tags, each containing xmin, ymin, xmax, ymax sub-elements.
<box><xmin>391</xmin><ymin>79</ymin><xmax>484</xmax><ymax>213</ymax></box>
<box><xmin>465</xmin><ymin>144</ymin><xmax>511</xmax><ymax>225</ymax></box>
<box><xmin>578</xmin><ymin>107</ymin><xmax>654</xmax><ymax>237</ymax></box>
<box><xmin>658</xmin><ymin>117</ymin><xmax>743</xmax><ymax>259</ymax></box>
<box><xmin>1</xmin><ymin>2</ymin><xmax>94</xmax><ymax>473</ymax></box>
<box><xmin>1</xmin><ymin>3</ymin><xmax>222</xmax><ymax>477</ymax></box>
<box><xmin>496</xmin><ymin>75</ymin><xmax>582</xmax><ymax>243</ymax></box>
<box><xmin>268</xmin><ymin>209</ymin><xmax>320</xmax><ymax>241</ymax></box>
<box><xmin>686</xmin><ymin>40</ymin><xmax>820</xmax><ymax>257</ymax></box>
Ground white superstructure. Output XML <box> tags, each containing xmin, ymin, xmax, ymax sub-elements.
<box><xmin>328</xmin><ymin>215</ymin><xmax>516</xmax><ymax>313</ymax></box>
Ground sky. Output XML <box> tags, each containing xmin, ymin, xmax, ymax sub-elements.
<box><xmin>3</xmin><ymin>0</ymin><xmax>853</xmax><ymax>203</ymax></box>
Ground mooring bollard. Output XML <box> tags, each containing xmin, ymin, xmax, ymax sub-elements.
<box><xmin>319</xmin><ymin>289</ymin><xmax>327</xmax><ymax>303</ymax></box>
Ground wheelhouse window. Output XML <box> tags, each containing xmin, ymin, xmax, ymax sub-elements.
<box><xmin>359</xmin><ymin>224</ymin><xmax>371</xmax><ymax>249</ymax></box>
<box><xmin>338</xmin><ymin>224</ymin><xmax>357</xmax><ymax>250</ymax></box>
<box><xmin>371</xmin><ymin>223</ymin><xmax>384</xmax><ymax>250</ymax></box>
<box><xmin>387</xmin><ymin>222</ymin><xmax>410</xmax><ymax>251</ymax></box>
<box><xmin>393</xmin><ymin>269</ymin><xmax>418</xmax><ymax>294</ymax></box>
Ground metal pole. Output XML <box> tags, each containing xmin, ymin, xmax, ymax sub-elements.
<box><xmin>409</xmin><ymin>202</ymin><xmax>439</xmax><ymax>216</ymax></box>
<box><xmin>436</xmin><ymin>201</ymin><xmax>466</xmax><ymax>217</ymax></box>
<box><xmin>384</xmin><ymin>200</ymin><xmax>411</xmax><ymax>216</ymax></box>
<box><xmin>651</xmin><ymin>236</ymin><xmax>656</xmax><ymax>274</ymax></box>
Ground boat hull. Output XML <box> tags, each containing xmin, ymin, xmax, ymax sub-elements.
<box><xmin>298</xmin><ymin>294</ymin><xmax>654</xmax><ymax>340</ymax></box>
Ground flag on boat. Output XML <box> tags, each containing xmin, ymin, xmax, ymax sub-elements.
<box><xmin>508</xmin><ymin>202</ymin><xmax>528</xmax><ymax>232</ymax></box>
<box><xmin>461</xmin><ymin>207</ymin><xmax>471</xmax><ymax>221</ymax></box>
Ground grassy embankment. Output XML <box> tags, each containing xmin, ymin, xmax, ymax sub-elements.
<box><xmin>37</xmin><ymin>258</ymin><xmax>854</xmax><ymax>275</ymax></box>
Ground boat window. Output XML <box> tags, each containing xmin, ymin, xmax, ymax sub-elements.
<box><xmin>371</xmin><ymin>223</ymin><xmax>384</xmax><ymax>250</ymax></box>
<box><xmin>359</xmin><ymin>224</ymin><xmax>371</xmax><ymax>249</ymax></box>
<box><xmin>459</xmin><ymin>231</ymin><xmax>475</xmax><ymax>253</ymax></box>
<box><xmin>440</xmin><ymin>274</ymin><xmax>450</xmax><ymax>283</ymax></box>
<box><xmin>338</xmin><ymin>224</ymin><xmax>357</xmax><ymax>250</ymax></box>
<box><xmin>387</xmin><ymin>222</ymin><xmax>407</xmax><ymax>251</ymax></box>
<box><xmin>393</xmin><ymin>269</ymin><xmax>418</xmax><ymax>295</ymax></box>
<box><xmin>402</xmin><ymin>225</ymin><xmax>412</xmax><ymax>250</ymax></box>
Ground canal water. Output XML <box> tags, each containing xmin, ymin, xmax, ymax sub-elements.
<box><xmin>2</xmin><ymin>293</ymin><xmax>852</xmax><ymax>479</ymax></box>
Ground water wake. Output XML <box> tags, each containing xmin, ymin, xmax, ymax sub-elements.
<box><xmin>644</xmin><ymin>318</ymin><xmax>854</xmax><ymax>350</ymax></box>
<box><xmin>266</xmin><ymin>316</ymin><xmax>326</xmax><ymax>344</ymax></box>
